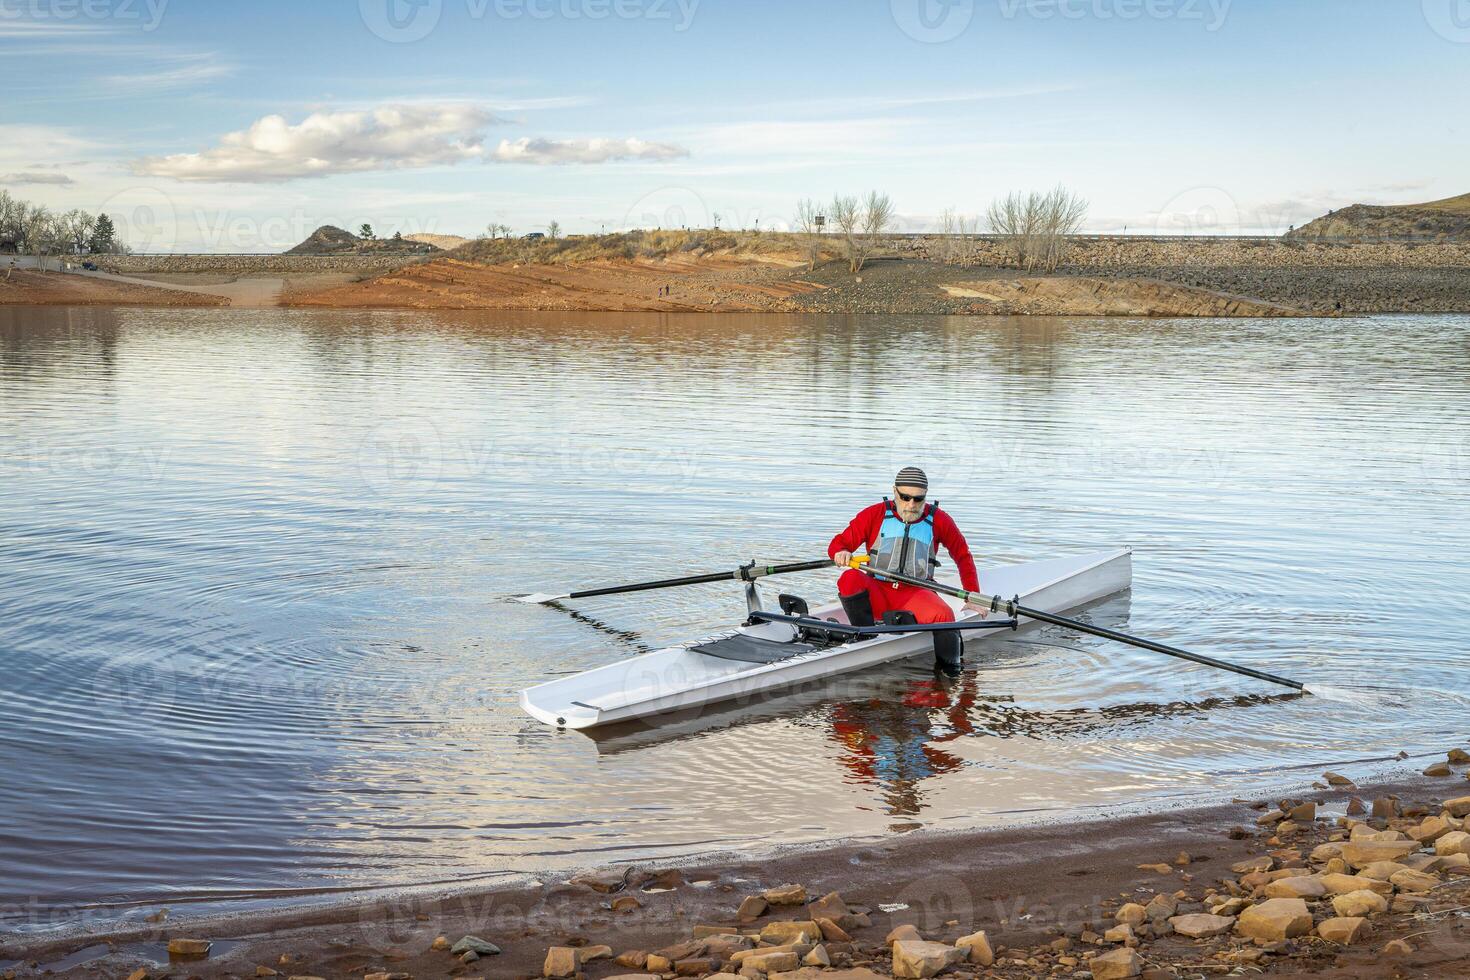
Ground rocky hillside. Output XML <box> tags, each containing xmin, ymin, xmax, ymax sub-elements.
<box><xmin>1287</xmin><ymin>193</ymin><xmax>1470</xmax><ymax>241</ymax></box>
<box><xmin>285</xmin><ymin>225</ymin><xmax>439</xmax><ymax>256</ymax></box>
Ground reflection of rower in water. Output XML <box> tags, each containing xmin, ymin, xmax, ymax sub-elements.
<box><xmin>827</xmin><ymin>673</ymin><xmax>980</xmax><ymax>817</ymax></box>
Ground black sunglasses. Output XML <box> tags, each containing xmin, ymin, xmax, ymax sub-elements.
<box><xmin>895</xmin><ymin>491</ymin><xmax>926</xmax><ymax>503</ymax></box>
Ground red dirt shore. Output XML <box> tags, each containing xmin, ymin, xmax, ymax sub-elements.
<box><xmin>284</xmin><ymin>257</ymin><xmax>825</xmax><ymax>312</ymax></box>
<box><xmin>0</xmin><ymin>271</ymin><xmax>228</xmax><ymax>307</ymax></box>
<box><xmin>4</xmin><ymin>770</ymin><xmax>1468</xmax><ymax>980</ymax></box>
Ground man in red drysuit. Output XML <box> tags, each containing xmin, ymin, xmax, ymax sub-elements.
<box><xmin>828</xmin><ymin>466</ymin><xmax>982</xmax><ymax>673</ymax></box>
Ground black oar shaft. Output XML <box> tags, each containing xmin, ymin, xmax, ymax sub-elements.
<box><xmin>568</xmin><ymin>559</ymin><xmax>829</xmax><ymax>600</ymax></box>
<box><xmin>857</xmin><ymin>563</ymin><xmax>1305</xmax><ymax>692</ymax></box>
<box><xmin>1013</xmin><ymin>604</ymin><xmax>1305</xmax><ymax>691</ymax></box>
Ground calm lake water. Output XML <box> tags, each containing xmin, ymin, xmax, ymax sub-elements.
<box><xmin>2</xmin><ymin>306</ymin><xmax>1467</xmax><ymax>936</ymax></box>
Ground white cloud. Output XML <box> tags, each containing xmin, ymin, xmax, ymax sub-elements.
<box><xmin>492</xmin><ymin>137</ymin><xmax>689</xmax><ymax>165</ymax></box>
<box><xmin>1</xmin><ymin>172</ymin><xmax>74</xmax><ymax>186</ymax></box>
<box><xmin>133</xmin><ymin>105</ymin><xmax>498</xmax><ymax>182</ymax></box>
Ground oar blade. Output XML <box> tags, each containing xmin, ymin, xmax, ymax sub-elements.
<box><xmin>511</xmin><ymin>592</ymin><xmax>571</xmax><ymax>605</ymax></box>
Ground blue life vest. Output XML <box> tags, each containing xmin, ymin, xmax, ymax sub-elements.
<box><xmin>870</xmin><ymin>498</ymin><xmax>939</xmax><ymax>581</ymax></box>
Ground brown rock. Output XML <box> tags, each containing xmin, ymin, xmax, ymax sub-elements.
<box><xmin>1371</xmin><ymin>796</ymin><xmax>1400</xmax><ymax>820</ymax></box>
<box><xmin>1339</xmin><ymin>839</ymin><xmax>1420</xmax><ymax>867</ymax></box>
<box><xmin>1115</xmin><ymin>903</ymin><xmax>1148</xmax><ymax>927</ymax></box>
<box><xmin>802</xmin><ymin>945</ymin><xmax>830</xmax><ymax>968</ymax></box>
<box><xmin>1316</xmin><ymin>916</ymin><xmax>1371</xmax><ymax>945</ymax></box>
<box><xmin>1235</xmin><ymin>898</ymin><xmax>1313</xmax><ymax>941</ymax></box>
<box><xmin>675</xmin><ymin>958</ymin><xmax>718</xmax><ymax>975</ymax></box>
<box><xmin>808</xmin><ymin>891</ymin><xmax>849</xmax><ymax>920</ymax></box>
<box><xmin>955</xmin><ymin>931</ymin><xmax>993</xmax><ymax>966</ymax></box>
<box><xmin>1264</xmin><ymin>876</ymin><xmax>1326</xmax><ymax>899</ymax></box>
<box><xmin>746</xmin><ymin>951</ymin><xmax>800</xmax><ymax>974</ymax></box>
<box><xmin>1390</xmin><ymin>868</ymin><xmax>1441</xmax><ymax>892</ymax></box>
<box><xmin>431</xmin><ymin>935</ymin><xmax>451</xmax><ymax>952</ymax></box>
<box><xmin>891</xmin><ymin>940</ymin><xmax>963</xmax><ymax>979</ymax></box>
<box><xmin>1287</xmin><ymin>801</ymin><xmax>1317</xmax><ymax>822</ymax></box>
<box><xmin>1103</xmin><ymin>924</ymin><xmax>1136</xmax><ymax>945</ymax></box>
<box><xmin>572</xmin><ymin>870</ymin><xmax>629</xmax><ymax>893</ymax></box>
<box><xmin>1168</xmin><ymin>914</ymin><xmax>1234</xmax><ymax>939</ymax></box>
<box><xmin>1320</xmin><ymin>872</ymin><xmax>1393</xmax><ymax>895</ymax></box>
<box><xmin>1449</xmin><ymin>748</ymin><xmax>1470</xmax><ymax>764</ymax></box>
<box><xmin>762</xmin><ymin>885</ymin><xmax>807</xmax><ymax>906</ymax></box>
<box><xmin>1088</xmin><ymin>947</ymin><xmax>1144</xmax><ymax>980</ymax></box>
<box><xmin>737</xmin><ymin>895</ymin><xmax>769</xmax><ymax>921</ymax></box>
<box><xmin>1383</xmin><ymin>939</ymin><xmax>1413</xmax><ymax>956</ymax></box>
<box><xmin>545</xmin><ymin>947</ymin><xmax>579</xmax><ymax>978</ymax></box>
<box><xmin>1346</xmin><ymin>796</ymin><xmax>1366</xmax><ymax>815</ymax></box>
<box><xmin>1255</xmin><ymin>809</ymin><xmax>1285</xmax><ymax>826</ymax></box>
<box><xmin>1426</xmin><ymin>762</ymin><xmax>1454</xmax><ymax>777</ymax></box>
<box><xmin>1324</xmin><ymin>771</ymin><xmax>1355</xmax><ymax>787</ymax></box>
<box><xmin>886</xmin><ymin>924</ymin><xmax>923</xmax><ymax>945</ymax></box>
<box><xmin>760</xmin><ymin>922</ymin><xmax>822</xmax><ymax>946</ymax></box>
<box><xmin>255</xmin><ymin>969</ymin><xmax>278</xmax><ymax>978</ymax></box>
<box><xmin>127</xmin><ymin>970</ymin><xmax>150</xmax><ymax>980</ymax></box>
<box><xmin>1411</xmin><ymin>816</ymin><xmax>1453</xmax><ymax>843</ymax></box>
<box><xmin>815</xmin><ymin>917</ymin><xmax>853</xmax><ymax>943</ymax></box>
<box><xmin>1331</xmin><ymin>890</ymin><xmax>1388</xmax><ymax>917</ymax></box>
<box><xmin>1230</xmin><ymin>856</ymin><xmax>1272</xmax><ymax>874</ymax></box>
<box><xmin>615</xmin><ymin>951</ymin><xmax>649</xmax><ymax>969</ymax></box>
<box><xmin>1393</xmin><ymin>893</ymin><xmax>1433</xmax><ymax>913</ymax></box>
<box><xmin>1137</xmin><ymin>862</ymin><xmax>1173</xmax><ymax>874</ymax></box>
<box><xmin>1445</xmin><ymin>795</ymin><xmax>1470</xmax><ymax>818</ymax></box>
<box><xmin>580</xmin><ymin>945</ymin><xmax>613</xmax><ymax>963</ymax></box>
<box><xmin>609</xmin><ymin>894</ymin><xmax>642</xmax><ymax>912</ymax></box>
<box><xmin>1436</xmin><ymin>831</ymin><xmax>1470</xmax><ymax>856</ymax></box>
<box><xmin>1358</xmin><ymin>863</ymin><xmax>1405</xmax><ymax>887</ymax></box>
<box><xmin>166</xmin><ymin>939</ymin><xmax>211</xmax><ymax>957</ymax></box>
<box><xmin>646</xmin><ymin>954</ymin><xmax>673</xmax><ymax>973</ymax></box>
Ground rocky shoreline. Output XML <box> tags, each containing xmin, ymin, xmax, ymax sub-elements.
<box><xmin>6</xmin><ymin>237</ymin><xmax>1469</xmax><ymax>314</ymax></box>
<box><xmin>5</xmin><ymin>755</ymin><xmax>1470</xmax><ymax>980</ymax></box>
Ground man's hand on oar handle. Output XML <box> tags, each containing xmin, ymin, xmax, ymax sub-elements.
<box><xmin>841</xmin><ymin>553</ymin><xmax>989</xmax><ymax>618</ymax></box>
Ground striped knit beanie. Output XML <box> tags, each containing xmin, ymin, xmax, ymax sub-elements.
<box><xmin>894</xmin><ymin>466</ymin><xmax>928</xmax><ymax>490</ymax></box>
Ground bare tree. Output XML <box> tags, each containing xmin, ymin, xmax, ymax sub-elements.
<box><xmin>61</xmin><ymin>209</ymin><xmax>97</xmax><ymax>255</ymax></box>
<box><xmin>21</xmin><ymin>205</ymin><xmax>58</xmax><ymax>273</ymax></box>
<box><xmin>547</xmin><ymin>220</ymin><xmax>561</xmax><ymax>240</ymax></box>
<box><xmin>793</xmin><ymin>198</ymin><xmax>825</xmax><ymax>272</ymax></box>
<box><xmin>829</xmin><ymin>191</ymin><xmax>892</xmax><ymax>273</ymax></box>
<box><xmin>830</xmin><ymin>194</ymin><xmax>861</xmax><ymax>272</ymax></box>
<box><xmin>986</xmin><ymin>185</ymin><xmax>1088</xmax><ymax>272</ymax></box>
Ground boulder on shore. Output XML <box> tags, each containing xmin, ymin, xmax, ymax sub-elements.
<box><xmin>1235</xmin><ymin>899</ymin><xmax>1313</xmax><ymax>941</ymax></box>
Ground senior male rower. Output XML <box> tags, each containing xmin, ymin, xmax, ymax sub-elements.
<box><xmin>829</xmin><ymin>466</ymin><xmax>981</xmax><ymax>674</ymax></box>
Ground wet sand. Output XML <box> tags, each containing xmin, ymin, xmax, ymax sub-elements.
<box><xmin>5</xmin><ymin>769</ymin><xmax>1468</xmax><ymax>980</ymax></box>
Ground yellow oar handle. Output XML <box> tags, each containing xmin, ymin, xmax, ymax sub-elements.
<box><xmin>846</xmin><ymin>554</ymin><xmax>870</xmax><ymax>569</ymax></box>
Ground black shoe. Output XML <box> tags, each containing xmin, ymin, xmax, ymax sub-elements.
<box><xmin>840</xmin><ymin>591</ymin><xmax>875</xmax><ymax>628</ymax></box>
<box><xmin>933</xmin><ymin>629</ymin><xmax>963</xmax><ymax>677</ymax></box>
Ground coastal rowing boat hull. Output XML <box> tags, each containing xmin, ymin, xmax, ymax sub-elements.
<box><xmin>520</xmin><ymin>546</ymin><xmax>1132</xmax><ymax>729</ymax></box>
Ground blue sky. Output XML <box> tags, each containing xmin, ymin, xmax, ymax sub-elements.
<box><xmin>3</xmin><ymin>0</ymin><xmax>1467</xmax><ymax>250</ymax></box>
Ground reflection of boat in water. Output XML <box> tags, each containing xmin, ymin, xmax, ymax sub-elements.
<box><xmin>587</xmin><ymin>589</ymin><xmax>1296</xmax><ymax>822</ymax></box>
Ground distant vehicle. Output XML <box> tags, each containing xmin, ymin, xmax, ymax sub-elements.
<box><xmin>523</xmin><ymin>232</ymin><xmax>545</xmax><ymax>240</ymax></box>
<box><xmin>82</xmin><ymin>261</ymin><xmax>98</xmax><ymax>271</ymax></box>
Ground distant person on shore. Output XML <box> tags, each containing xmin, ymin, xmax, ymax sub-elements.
<box><xmin>5</xmin><ymin>258</ymin><xmax>14</xmax><ymax>281</ymax></box>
